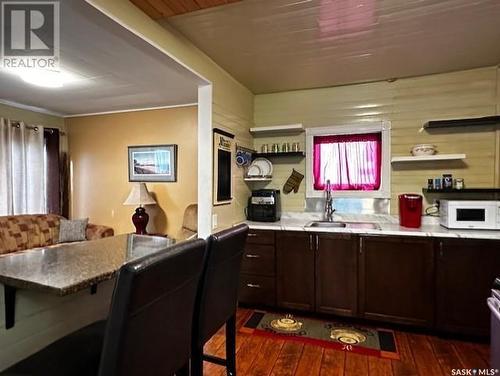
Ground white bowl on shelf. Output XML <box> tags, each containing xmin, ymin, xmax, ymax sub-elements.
<box><xmin>411</xmin><ymin>144</ymin><xmax>437</xmax><ymax>156</ymax></box>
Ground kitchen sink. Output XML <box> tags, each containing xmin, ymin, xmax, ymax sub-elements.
<box><xmin>306</xmin><ymin>221</ymin><xmax>380</xmax><ymax>230</ymax></box>
<box><xmin>306</xmin><ymin>221</ymin><xmax>347</xmax><ymax>228</ymax></box>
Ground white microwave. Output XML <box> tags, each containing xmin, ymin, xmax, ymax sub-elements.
<box><xmin>440</xmin><ymin>200</ymin><xmax>500</xmax><ymax>230</ymax></box>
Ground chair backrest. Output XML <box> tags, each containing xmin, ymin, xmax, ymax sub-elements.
<box><xmin>180</xmin><ymin>203</ymin><xmax>198</xmax><ymax>240</ymax></box>
<box><xmin>194</xmin><ymin>224</ymin><xmax>249</xmax><ymax>345</ymax></box>
<box><xmin>98</xmin><ymin>238</ymin><xmax>206</xmax><ymax>376</ymax></box>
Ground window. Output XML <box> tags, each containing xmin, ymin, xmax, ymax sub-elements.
<box><xmin>306</xmin><ymin>122</ymin><xmax>391</xmax><ymax>198</ymax></box>
<box><xmin>0</xmin><ymin>119</ymin><xmax>61</xmax><ymax>215</ymax></box>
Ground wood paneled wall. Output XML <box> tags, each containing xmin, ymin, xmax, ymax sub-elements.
<box><xmin>253</xmin><ymin>66</ymin><xmax>500</xmax><ymax>214</ymax></box>
<box><xmin>212</xmin><ymin>102</ymin><xmax>253</xmax><ymax>229</ymax></box>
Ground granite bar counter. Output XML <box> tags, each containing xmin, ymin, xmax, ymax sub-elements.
<box><xmin>244</xmin><ymin>212</ymin><xmax>500</xmax><ymax>240</ymax></box>
<box><xmin>0</xmin><ymin>234</ymin><xmax>176</xmax><ymax>296</ymax></box>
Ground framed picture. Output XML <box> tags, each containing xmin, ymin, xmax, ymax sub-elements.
<box><xmin>128</xmin><ymin>144</ymin><xmax>177</xmax><ymax>182</ymax></box>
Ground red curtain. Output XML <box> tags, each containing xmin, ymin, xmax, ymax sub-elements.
<box><xmin>313</xmin><ymin>132</ymin><xmax>382</xmax><ymax>191</ymax></box>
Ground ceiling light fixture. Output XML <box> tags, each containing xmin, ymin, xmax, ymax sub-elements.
<box><xmin>1</xmin><ymin>67</ymin><xmax>81</xmax><ymax>88</ymax></box>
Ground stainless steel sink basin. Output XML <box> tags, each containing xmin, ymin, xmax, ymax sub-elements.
<box><xmin>306</xmin><ymin>221</ymin><xmax>380</xmax><ymax>230</ymax></box>
<box><xmin>306</xmin><ymin>221</ymin><xmax>347</xmax><ymax>228</ymax></box>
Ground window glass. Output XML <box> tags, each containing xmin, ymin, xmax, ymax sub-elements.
<box><xmin>313</xmin><ymin>132</ymin><xmax>382</xmax><ymax>191</ymax></box>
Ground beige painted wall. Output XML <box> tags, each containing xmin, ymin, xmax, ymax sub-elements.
<box><xmin>87</xmin><ymin>0</ymin><xmax>254</xmax><ymax>230</ymax></box>
<box><xmin>254</xmin><ymin>66</ymin><xmax>500</xmax><ymax>213</ymax></box>
<box><xmin>66</xmin><ymin>106</ymin><xmax>197</xmax><ymax>238</ymax></box>
<box><xmin>0</xmin><ymin>102</ymin><xmax>68</xmax><ymax>165</ymax></box>
<box><xmin>0</xmin><ymin>103</ymin><xmax>65</xmax><ymax>129</ymax></box>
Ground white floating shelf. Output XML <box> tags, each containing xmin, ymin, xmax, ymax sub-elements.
<box><xmin>391</xmin><ymin>154</ymin><xmax>466</xmax><ymax>163</ymax></box>
<box><xmin>250</xmin><ymin>123</ymin><xmax>304</xmax><ymax>135</ymax></box>
<box><xmin>244</xmin><ymin>177</ymin><xmax>272</xmax><ymax>182</ymax></box>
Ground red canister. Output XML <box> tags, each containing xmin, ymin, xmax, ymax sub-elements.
<box><xmin>398</xmin><ymin>194</ymin><xmax>423</xmax><ymax>228</ymax></box>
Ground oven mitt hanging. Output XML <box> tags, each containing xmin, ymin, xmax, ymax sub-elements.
<box><xmin>283</xmin><ymin>169</ymin><xmax>304</xmax><ymax>194</ymax></box>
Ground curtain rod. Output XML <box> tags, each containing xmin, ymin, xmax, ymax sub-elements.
<box><xmin>9</xmin><ymin>121</ymin><xmax>66</xmax><ymax>136</ymax></box>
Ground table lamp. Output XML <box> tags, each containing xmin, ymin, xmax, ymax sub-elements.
<box><xmin>123</xmin><ymin>183</ymin><xmax>157</xmax><ymax>235</ymax></box>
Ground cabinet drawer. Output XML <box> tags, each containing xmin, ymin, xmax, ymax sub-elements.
<box><xmin>242</xmin><ymin>244</ymin><xmax>276</xmax><ymax>276</ymax></box>
<box><xmin>238</xmin><ymin>274</ymin><xmax>276</xmax><ymax>306</ymax></box>
<box><xmin>247</xmin><ymin>230</ymin><xmax>275</xmax><ymax>245</ymax></box>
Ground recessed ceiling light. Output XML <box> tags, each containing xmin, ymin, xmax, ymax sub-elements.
<box><xmin>1</xmin><ymin>67</ymin><xmax>81</xmax><ymax>88</ymax></box>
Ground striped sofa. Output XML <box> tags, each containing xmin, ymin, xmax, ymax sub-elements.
<box><xmin>0</xmin><ymin>214</ymin><xmax>114</xmax><ymax>256</ymax></box>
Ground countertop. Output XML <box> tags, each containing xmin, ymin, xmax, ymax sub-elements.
<box><xmin>244</xmin><ymin>213</ymin><xmax>500</xmax><ymax>240</ymax></box>
<box><xmin>0</xmin><ymin>234</ymin><xmax>177</xmax><ymax>295</ymax></box>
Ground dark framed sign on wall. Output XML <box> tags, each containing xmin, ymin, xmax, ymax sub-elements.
<box><xmin>213</xmin><ymin>128</ymin><xmax>234</xmax><ymax>205</ymax></box>
<box><xmin>128</xmin><ymin>144</ymin><xmax>178</xmax><ymax>182</ymax></box>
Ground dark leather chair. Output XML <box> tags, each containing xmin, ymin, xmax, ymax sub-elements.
<box><xmin>2</xmin><ymin>238</ymin><xmax>206</xmax><ymax>376</ymax></box>
<box><xmin>190</xmin><ymin>224</ymin><xmax>249</xmax><ymax>376</ymax></box>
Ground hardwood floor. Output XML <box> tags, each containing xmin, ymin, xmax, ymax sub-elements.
<box><xmin>203</xmin><ymin>308</ymin><xmax>490</xmax><ymax>376</ymax></box>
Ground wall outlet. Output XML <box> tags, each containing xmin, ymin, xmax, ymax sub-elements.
<box><xmin>212</xmin><ymin>214</ymin><xmax>218</xmax><ymax>229</ymax></box>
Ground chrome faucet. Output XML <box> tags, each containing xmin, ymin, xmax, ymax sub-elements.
<box><xmin>324</xmin><ymin>179</ymin><xmax>335</xmax><ymax>222</ymax></box>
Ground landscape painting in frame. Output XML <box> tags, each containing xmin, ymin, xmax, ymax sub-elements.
<box><xmin>128</xmin><ymin>145</ymin><xmax>177</xmax><ymax>182</ymax></box>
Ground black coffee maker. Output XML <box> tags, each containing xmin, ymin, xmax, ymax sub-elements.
<box><xmin>246</xmin><ymin>189</ymin><xmax>281</xmax><ymax>222</ymax></box>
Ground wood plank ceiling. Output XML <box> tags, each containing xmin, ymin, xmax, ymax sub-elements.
<box><xmin>130</xmin><ymin>0</ymin><xmax>242</xmax><ymax>19</ymax></box>
<box><xmin>163</xmin><ymin>0</ymin><xmax>500</xmax><ymax>94</ymax></box>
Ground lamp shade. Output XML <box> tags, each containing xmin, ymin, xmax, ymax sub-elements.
<box><xmin>123</xmin><ymin>183</ymin><xmax>157</xmax><ymax>206</ymax></box>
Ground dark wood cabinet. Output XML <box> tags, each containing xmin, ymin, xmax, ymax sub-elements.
<box><xmin>436</xmin><ymin>238</ymin><xmax>500</xmax><ymax>336</ymax></box>
<box><xmin>276</xmin><ymin>231</ymin><xmax>315</xmax><ymax>311</ymax></box>
<box><xmin>315</xmin><ymin>233</ymin><xmax>358</xmax><ymax>317</ymax></box>
<box><xmin>238</xmin><ymin>230</ymin><xmax>276</xmax><ymax>306</ymax></box>
<box><xmin>241</xmin><ymin>228</ymin><xmax>500</xmax><ymax>335</ymax></box>
<box><xmin>358</xmin><ymin>236</ymin><xmax>435</xmax><ymax>327</ymax></box>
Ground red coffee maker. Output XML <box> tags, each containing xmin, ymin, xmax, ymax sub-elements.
<box><xmin>399</xmin><ymin>194</ymin><xmax>423</xmax><ymax>228</ymax></box>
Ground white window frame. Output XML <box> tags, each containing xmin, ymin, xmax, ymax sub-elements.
<box><xmin>305</xmin><ymin>121</ymin><xmax>391</xmax><ymax>199</ymax></box>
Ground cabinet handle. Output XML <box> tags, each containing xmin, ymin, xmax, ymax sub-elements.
<box><xmin>309</xmin><ymin>234</ymin><xmax>313</xmax><ymax>251</ymax></box>
<box><xmin>246</xmin><ymin>283</ymin><xmax>261</xmax><ymax>289</ymax></box>
<box><xmin>359</xmin><ymin>238</ymin><xmax>363</xmax><ymax>254</ymax></box>
<box><xmin>439</xmin><ymin>241</ymin><xmax>444</xmax><ymax>258</ymax></box>
<box><xmin>316</xmin><ymin>235</ymin><xmax>319</xmax><ymax>251</ymax></box>
<box><xmin>245</xmin><ymin>254</ymin><xmax>260</xmax><ymax>259</ymax></box>
<box><xmin>247</xmin><ymin>233</ymin><xmax>257</xmax><ymax>237</ymax></box>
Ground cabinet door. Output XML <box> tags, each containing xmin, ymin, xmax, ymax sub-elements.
<box><xmin>315</xmin><ymin>233</ymin><xmax>358</xmax><ymax>317</ymax></box>
<box><xmin>436</xmin><ymin>238</ymin><xmax>500</xmax><ymax>336</ymax></box>
<box><xmin>358</xmin><ymin>236</ymin><xmax>435</xmax><ymax>327</ymax></box>
<box><xmin>276</xmin><ymin>231</ymin><xmax>315</xmax><ymax>311</ymax></box>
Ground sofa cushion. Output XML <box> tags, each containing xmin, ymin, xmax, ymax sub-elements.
<box><xmin>59</xmin><ymin>218</ymin><xmax>89</xmax><ymax>243</ymax></box>
<box><xmin>0</xmin><ymin>214</ymin><xmax>62</xmax><ymax>255</ymax></box>
<box><xmin>0</xmin><ymin>214</ymin><xmax>114</xmax><ymax>256</ymax></box>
